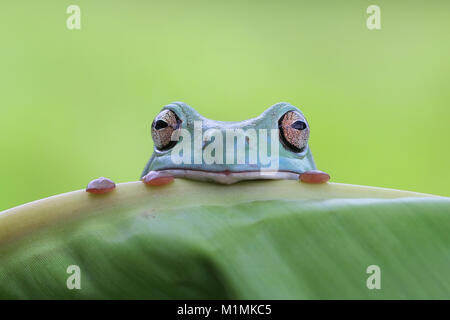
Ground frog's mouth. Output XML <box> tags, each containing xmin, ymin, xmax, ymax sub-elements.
<box><xmin>155</xmin><ymin>169</ymin><xmax>300</xmax><ymax>185</ymax></box>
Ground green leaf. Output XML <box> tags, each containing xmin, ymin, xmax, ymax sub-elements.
<box><xmin>0</xmin><ymin>180</ymin><xmax>448</xmax><ymax>299</ymax></box>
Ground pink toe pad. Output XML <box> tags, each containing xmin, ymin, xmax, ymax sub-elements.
<box><xmin>142</xmin><ymin>171</ymin><xmax>174</xmax><ymax>186</ymax></box>
<box><xmin>86</xmin><ymin>177</ymin><xmax>116</xmax><ymax>194</ymax></box>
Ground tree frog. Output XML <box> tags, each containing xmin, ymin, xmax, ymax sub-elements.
<box><xmin>86</xmin><ymin>102</ymin><xmax>329</xmax><ymax>193</ymax></box>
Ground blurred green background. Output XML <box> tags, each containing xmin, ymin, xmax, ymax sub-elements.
<box><xmin>0</xmin><ymin>0</ymin><xmax>449</xmax><ymax>211</ymax></box>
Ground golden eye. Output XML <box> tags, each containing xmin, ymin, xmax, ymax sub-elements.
<box><xmin>278</xmin><ymin>111</ymin><xmax>310</xmax><ymax>153</ymax></box>
<box><xmin>151</xmin><ymin>110</ymin><xmax>181</xmax><ymax>150</ymax></box>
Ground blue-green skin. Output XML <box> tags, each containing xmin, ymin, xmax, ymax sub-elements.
<box><xmin>142</xmin><ymin>102</ymin><xmax>317</xmax><ymax>183</ymax></box>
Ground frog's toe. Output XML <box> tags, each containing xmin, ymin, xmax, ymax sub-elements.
<box><xmin>142</xmin><ymin>171</ymin><xmax>174</xmax><ymax>186</ymax></box>
<box><xmin>299</xmin><ymin>170</ymin><xmax>330</xmax><ymax>184</ymax></box>
<box><xmin>86</xmin><ymin>177</ymin><xmax>116</xmax><ymax>194</ymax></box>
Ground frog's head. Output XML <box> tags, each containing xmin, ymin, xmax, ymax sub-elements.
<box><xmin>141</xmin><ymin>102</ymin><xmax>317</xmax><ymax>184</ymax></box>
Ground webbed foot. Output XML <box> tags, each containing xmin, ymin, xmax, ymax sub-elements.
<box><xmin>299</xmin><ymin>170</ymin><xmax>330</xmax><ymax>184</ymax></box>
<box><xmin>86</xmin><ymin>177</ymin><xmax>116</xmax><ymax>194</ymax></box>
<box><xmin>142</xmin><ymin>171</ymin><xmax>174</xmax><ymax>186</ymax></box>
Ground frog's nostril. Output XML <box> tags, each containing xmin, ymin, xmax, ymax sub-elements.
<box><xmin>154</xmin><ymin>120</ymin><xmax>168</xmax><ymax>130</ymax></box>
<box><xmin>291</xmin><ymin>121</ymin><xmax>307</xmax><ymax>130</ymax></box>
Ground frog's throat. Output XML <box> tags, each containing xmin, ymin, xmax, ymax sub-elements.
<box><xmin>154</xmin><ymin>169</ymin><xmax>300</xmax><ymax>185</ymax></box>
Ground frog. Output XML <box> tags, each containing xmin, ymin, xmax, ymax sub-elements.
<box><xmin>86</xmin><ymin>102</ymin><xmax>329</xmax><ymax>193</ymax></box>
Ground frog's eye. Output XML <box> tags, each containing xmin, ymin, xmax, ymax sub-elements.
<box><xmin>278</xmin><ymin>111</ymin><xmax>310</xmax><ymax>153</ymax></box>
<box><xmin>151</xmin><ymin>110</ymin><xmax>182</xmax><ymax>151</ymax></box>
